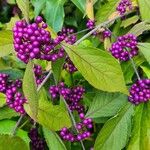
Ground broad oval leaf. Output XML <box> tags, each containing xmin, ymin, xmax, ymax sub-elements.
<box><xmin>138</xmin><ymin>43</ymin><xmax>150</xmax><ymax>64</ymax></box>
<box><xmin>0</xmin><ymin>134</ymin><xmax>29</xmax><ymax>150</ymax></box>
<box><xmin>127</xmin><ymin>102</ymin><xmax>150</xmax><ymax>150</ymax></box>
<box><xmin>86</xmin><ymin>91</ymin><xmax>127</xmax><ymax>119</ymax></box>
<box><xmin>16</xmin><ymin>0</ymin><xmax>29</xmax><ymax>22</ymax></box>
<box><xmin>23</xmin><ymin>60</ymin><xmax>38</xmax><ymax>119</ymax></box>
<box><xmin>71</xmin><ymin>0</ymin><xmax>86</xmax><ymax>13</ymax></box>
<box><xmin>95</xmin><ymin>0</ymin><xmax>120</xmax><ymax>24</ymax></box>
<box><xmin>64</xmin><ymin>44</ymin><xmax>128</xmax><ymax>94</ymax></box>
<box><xmin>0</xmin><ymin>106</ymin><xmax>19</xmax><ymax>120</ymax></box>
<box><xmin>24</xmin><ymin>89</ymin><xmax>71</xmax><ymax>131</ymax></box>
<box><xmin>0</xmin><ymin>120</ymin><xmax>30</xmax><ymax>146</ymax></box>
<box><xmin>43</xmin><ymin>127</ymin><xmax>67</xmax><ymax>150</ymax></box>
<box><xmin>44</xmin><ymin>0</ymin><xmax>66</xmax><ymax>32</ymax></box>
<box><xmin>129</xmin><ymin>22</ymin><xmax>150</xmax><ymax>36</ymax></box>
<box><xmin>94</xmin><ymin>103</ymin><xmax>134</xmax><ymax>150</ymax></box>
<box><xmin>0</xmin><ymin>30</ymin><xmax>13</xmax><ymax>57</ymax></box>
<box><xmin>138</xmin><ymin>0</ymin><xmax>150</xmax><ymax>21</ymax></box>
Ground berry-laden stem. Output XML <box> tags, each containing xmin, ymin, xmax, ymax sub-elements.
<box><xmin>74</xmin><ymin>11</ymin><xmax>133</xmax><ymax>45</ymax></box>
<box><xmin>62</xmin><ymin>97</ymin><xmax>86</xmax><ymax>150</ymax></box>
<box><xmin>12</xmin><ymin>114</ymin><xmax>25</xmax><ymax>136</ymax></box>
<box><xmin>104</xmin><ymin>27</ymin><xmax>141</xmax><ymax>81</ymax></box>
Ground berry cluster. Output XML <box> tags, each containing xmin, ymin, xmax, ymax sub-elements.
<box><xmin>57</xmin><ymin>28</ymin><xmax>77</xmax><ymax>73</ymax></box>
<box><xmin>86</xmin><ymin>19</ymin><xmax>97</xmax><ymax>35</ymax></box>
<box><xmin>0</xmin><ymin>73</ymin><xmax>9</xmax><ymax>93</ymax></box>
<box><xmin>86</xmin><ymin>19</ymin><xmax>95</xmax><ymax>30</ymax></box>
<box><xmin>6</xmin><ymin>79</ymin><xmax>26</xmax><ymax>114</ymax></box>
<box><xmin>128</xmin><ymin>79</ymin><xmax>150</xmax><ymax>105</ymax></box>
<box><xmin>60</xmin><ymin>113</ymin><xmax>93</xmax><ymax>142</ymax></box>
<box><xmin>57</xmin><ymin>27</ymin><xmax>76</xmax><ymax>45</ymax></box>
<box><xmin>13</xmin><ymin>16</ymin><xmax>65</xmax><ymax>63</ymax></box>
<box><xmin>29</xmin><ymin>128</ymin><xmax>46</xmax><ymax>150</ymax></box>
<box><xmin>109</xmin><ymin>34</ymin><xmax>138</xmax><ymax>61</ymax></box>
<box><xmin>34</xmin><ymin>65</ymin><xmax>45</xmax><ymax>85</ymax></box>
<box><xmin>49</xmin><ymin>82</ymin><xmax>85</xmax><ymax>114</ymax></box>
<box><xmin>0</xmin><ymin>73</ymin><xmax>26</xmax><ymax>114</ymax></box>
<box><xmin>103</xmin><ymin>30</ymin><xmax>111</xmax><ymax>38</ymax></box>
<box><xmin>116</xmin><ymin>0</ymin><xmax>132</xmax><ymax>15</ymax></box>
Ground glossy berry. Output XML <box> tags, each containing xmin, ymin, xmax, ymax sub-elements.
<box><xmin>29</xmin><ymin>128</ymin><xmax>46</xmax><ymax>150</ymax></box>
<box><xmin>109</xmin><ymin>34</ymin><xmax>138</xmax><ymax>61</ymax></box>
<box><xmin>129</xmin><ymin>79</ymin><xmax>150</xmax><ymax>105</ymax></box>
<box><xmin>116</xmin><ymin>0</ymin><xmax>132</xmax><ymax>15</ymax></box>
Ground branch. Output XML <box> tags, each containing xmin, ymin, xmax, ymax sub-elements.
<box><xmin>62</xmin><ymin>98</ymin><xmax>85</xmax><ymax>150</ymax></box>
<box><xmin>37</xmin><ymin>70</ymin><xmax>52</xmax><ymax>92</ymax></box>
<box><xmin>75</xmin><ymin>11</ymin><xmax>133</xmax><ymax>45</ymax></box>
<box><xmin>12</xmin><ymin>114</ymin><xmax>25</xmax><ymax>136</ymax></box>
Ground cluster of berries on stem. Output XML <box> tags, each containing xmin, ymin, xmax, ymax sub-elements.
<box><xmin>116</xmin><ymin>0</ymin><xmax>132</xmax><ymax>15</ymax></box>
<box><xmin>109</xmin><ymin>34</ymin><xmax>138</xmax><ymax>61</ymax></box>
<box><xmin>129</xmin><ymin>79</ymin><xmax>150</xmax><ymax>104</ymax></box>
<box><xmin>49</xmin><ymin>82</ymin><xmax>85</xmax><ymax>113</ymax></box>
<box><xmin>60</xmin><ymin>113</ymin><xmax>93</xmax><ymax>142</ymax></box>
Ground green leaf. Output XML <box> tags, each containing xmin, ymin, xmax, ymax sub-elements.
<box><xmin>31</xmin><ymin>0</ymin><xmax>46</xmax><ymax>17</ymax></box>
<box><xmin>44</xmin><ymin>0</ymin><xmax>66</xmax><ymax>32</ymax></box>
<box><xmin>23</xmin><ymin>60</ymin><xmax>38</xmax><ymax>119</ymax></box>
<box><xmin>129</xmin><ymin>22</ymin><xmax>150</xmax><ymax>36</ymax></box>
<box><xmin>141</xmin><ymin>64</ymin><xmax>150</xmax><ymax>78</ymax></box>
<box><xmin>52</xmin><ymin>57</ymin><xmax>65</xmax><ymax>84</ymax></box>
<box><xmin>16</xmin><ymin>0</ymin><xmax>29</xmax><ymax>22</ymax></box>
<box><xmin>0</xmin><ymin>30</ymin><xmax>13</xmax><ymax>57</ymax></box>
<box><xmin>64</xmin><ymin>44</ymin><xmax>128</xmax><ymax>94</ymax></box>
<box><xmin>95</xmin><ymin>0</ymin><xmax>120</xmax><ymax>24</ymax></box>
<box><xmin>0</xmin><ymin>106</ymin><xmax>19</xmax><ymax>120</ymax></box>
<box><xmin>43</xmin><ymin>127</ymin><xmax>67</xmax><ymax>150</ymax></box>
<box><xmin>71</xmin><ymin>0</ymin><xmax>86</xmax><ymax>13</ymax></box>
<box><xmin>127</xmin><ymin>102</ymin><xmax>150</xmax><ymax>150</ymax></box>
<box><xmin>24</xmin><ymin>90</ymin><xmax>71</xmax><ymax>131</ymax></box>
<box><xmin>94</xmin><ymin>103</ymin><xmax>134</xmax><ymax>150</ymax></box>
<box><xmin>138</xmin><ymin>43</ymin><xmax>150</xmax><ymax>64</ymax></box>
<box><xmin>0</xmin><ymin>120</ymin><xmax>30</xmax><ymax>146</ymax></box>
<box><xmin>121</xmin><ymin>15</ymin><xmax>139</xmax><ymax>28</ymax></box>
<box><xmin>138</xmin><ymin>0</ymin><xmax>150</xmax><ymax>21</ymax></box>
<box><xmin>0</xmin><ymin>93</ymin><xmax>6</xmax><ymax>107</ymax></box>
<box><xmin>86</xmin><ymin>91</ymin><xmax>127</xmax><ymax>119</ymax></box>
<box><xmin>0</xmin><ymin>134</ymin><xmax>29</xmax><ymax>150</ymax></box>
<box><xmin>0</xmin><ymin>69</ymin><xmax>24</xmax><ymax>80</ymax></box>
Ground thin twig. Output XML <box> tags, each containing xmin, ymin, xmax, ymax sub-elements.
<box><xmin>62</xmin><ymin>98</ymin><xmax>85</xmax><ymax>150</ymax></box>
<box><xmin>69</xmin><ymin>28</ymin><xmax>91</xmax><ymax>36</ymax></box>
<box><xmin>74</xmin><ymin>11</ymin><xmax>133</xmax><ymax>45</ymax></box>
<box><xmin>37</xmin><ymin>70</ymin><xmax>52</xmax><ymax>92</ymax></box>
<box><xmin>129</xmin><ymin>55</ymin><xmax>141</xmax><ymax>80</ymax></box>
<box><xmin>12</xmin><ymin>114</ymin><xmax>25</xmax><ymax>135</ymax></box>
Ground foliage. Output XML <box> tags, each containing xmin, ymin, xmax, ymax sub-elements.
<box><xmin>0</xmin><ymin>0</ymin><xmax>150</xmax><ymax>149</ymax></box>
